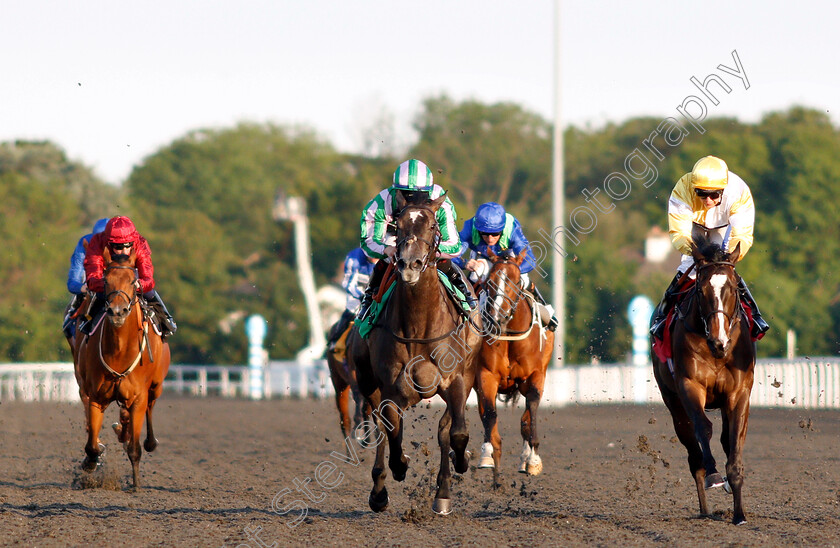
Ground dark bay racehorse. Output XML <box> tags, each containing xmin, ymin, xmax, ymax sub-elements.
<box><xmin>325</xmin><ymin>319</ymin><xmax>367</xmax><ymax>445</ymax></box>
<box><xmin>347</xmin><ymin>192</ymin><xmax>482</xmax><ymax>515</ymax></box>
<box><xmin>73</xmin><ymin>247</ymin><xmax>171</xmax><ymax>488</ymax></box>
<box><xmin>475</xmin><ymin>248</ymin><xmax>553</xmax><ymax>487</ymax></box>
<box><xmin>651</xmin><ymin>235</ymin><xmax>755</xmax><ymax>524</ymax></box>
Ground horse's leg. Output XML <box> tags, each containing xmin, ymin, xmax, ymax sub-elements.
<box><xmin>724</xmin><ymin>391</ymin><xmax>751</xmax><ymax>525</ymax></box>
<box><xmin>113</xmin><ymin>406</ymin><xmax>130</xmax><ymax>444</ymax></box>
<box><xmin>364</xmin><ymin>389</ymin><xmax>389</xmax><ymax>512</ymax></box>
<box><xmin>678</xmin><ymin>381</ymin><xmax>722</xmax><ymax>491</ymax></box>
<box><xmin>520</xmin><ymin>379</ymin><xmax>544</xmax><ymax>476</ymax></box>
<box><xmin>144</xmin><ymin>387</ymin><xmax>161</xmax><ymax>453</ymax></box>
<box><xmin>379</xmin><ymin>395</ymin><xmax>409</xmax><ymax>482</ymax></box>
<box><xmin>447</xmin><ymin>374</ymin><xmax>470</xmax><ymax>475</ymax></box>
<box><xmin>477</xmin><ymin>368</ymin><xmax>503</xmax><ymax>487</ymax></box>
<box><xmin>126</xmin><ymin>396</ymin><xmax>148</xmax><ymax>488</ymax></box>
<box><xmin>82</xmin><ymin>401</ymin><xmax>106</xmax><ymax>471</ymax></box>
<box><xmin>351</xmin><ymin>384</ymin><xmax>365</xmax><ymax>434</ymax></box>
<box><xmin>334</xmin><ymin>380</ymin><xmax>352</xmax><ymax>442</ymax></box>
<box><xmin>658</xmin><ymin>379</ymin><xmax>709</xmax><ymax>516</ymax></box>
<box><xmin>433</xmin><ymin>401</ymin><xmax>454</xmax><ymax>515</ymax></box>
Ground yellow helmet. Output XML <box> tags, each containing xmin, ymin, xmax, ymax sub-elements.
<box><xmin>691</xmin><ymin>156</ymin><xmax>729</xmax><ymax>190</ymax></box>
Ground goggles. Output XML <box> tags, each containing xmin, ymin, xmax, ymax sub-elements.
<box><xmin>479</xmin><ymin>232</ymin><xmax>502</xmax><ymax>237</ymax></box>
<box><xmin>109</xmin><ymin>241</ymin><xmax>134</xmax><ymax>250</ymax></box>
<box><xmin>694</xmin><ymin>188</ymin><xmax>723</xmax><ymax>200</ymax></box>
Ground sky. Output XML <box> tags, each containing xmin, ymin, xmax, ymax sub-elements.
<box><xmin>2</xmin><ymin>0</ymin><xmax>838</xmax><ymax>184</ymax></box>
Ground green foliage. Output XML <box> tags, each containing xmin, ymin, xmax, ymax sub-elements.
<box><xmin>3</xmin><ymin>106</ymin><xmax>838</xmax><ymax>365</ymax></box>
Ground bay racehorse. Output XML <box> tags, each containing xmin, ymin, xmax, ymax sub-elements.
<box><xmin>325</xmin><ymin>319</ymin><xmax>368</xmax><ymax>446</ymax></box>
<box><xmin>347</xmin><ymin>192</ymin><xmax>482</xmax><ymax>515</ymax></box>
<box><xmin>474</xmin><ymin>248</ymin><xmax>553</xmax><ymax>487</ymax></box>
<box><xmin>651</xmin><ymin>235</ymin><xmax>755</xmax><ymax>524</ymax></box>
<box><xmin>73</xmin><ymin>247</ymin><xmax>171</xmax><ymax>488</ymax></box>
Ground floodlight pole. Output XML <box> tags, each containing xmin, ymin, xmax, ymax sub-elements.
<box><xmin>552</xmin><ymin>0</ymin><xmax>566</xmax><ymax>366</ymax></box>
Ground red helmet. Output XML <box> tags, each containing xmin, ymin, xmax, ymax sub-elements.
<box><xmin>106</xmin><ymin>216</ymin><xmax>139</xmax><ymax>244</ymax></box>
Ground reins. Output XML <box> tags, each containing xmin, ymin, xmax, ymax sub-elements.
<box><xmin>97</xmin><ymin>263</ymin><xmax>149</xmax><ymax>378</ymax></box>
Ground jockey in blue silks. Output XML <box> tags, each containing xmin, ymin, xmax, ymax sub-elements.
<box><xmin>62</xmin><ymin>217</ymin><xmax>109</xmax><ymax>338</ymax></box>
<box><xmin>455</xmin><ymin>202</ymin><xmax>558</xmax><ymax>331</ymax></box>
<box><xmin>326</xmin><ymin>247</ymin><xmax>376</xmax><ymax>350</ymax></box>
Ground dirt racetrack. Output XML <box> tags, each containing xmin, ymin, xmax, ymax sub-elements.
<box><xmin>1</xmin><ymin>396</ymin><xmax>838</xmax><ymax>547</ymax></box>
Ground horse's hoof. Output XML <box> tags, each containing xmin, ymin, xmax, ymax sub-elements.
<box><xmin>478</xmin><ymin>443</ymin><xmax>495</xmax><ymax>468</ymax></box>
<box><xmin>432</xmin><ymin>498</ymin><xmax>452</xmax><ymax>516</ymax></box>
<box><xmin>723</xmin><ymin>477</ymin><xmax>732</xmax><ymax>494</ymax></box>
<box><xmin>705</xmin><ymin>472</ymin><xmax>725</xmax><ymax>490</ymax></box>
<box><xmin>144</xmin><ymin>437</ymin><xmax>158</xmax><ymax>452</ymax></box>
<box><xmin>369</xmin><ymin>488</ymin><xmax>389</xmax><ymax>512</ymax></box>
<box><xmin>525</xmin><ymin>454</ymin><xmax>543</xmax><ymax>476</ymax></box>
<box><xmin>733</xmin><ymin>516</ymin><xmax>747</xmax><ymax>525</ymax></box>
<box><xmin>111</xmin><ymin>422</ymin><xmax>122</xmax><ymax>437</ymax></box>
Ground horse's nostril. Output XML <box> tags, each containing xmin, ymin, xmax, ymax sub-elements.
<box><xmin>397</xmin><ymin>259</ymin><xmax>407</xmax><ymax>270</ymax></box>
<box><xmin>412</xmin><ymin>259</ymin><xmax>423</xmax><ymax>270</ymax></box>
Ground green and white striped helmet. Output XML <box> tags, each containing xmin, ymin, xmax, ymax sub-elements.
<box><xmin>392</xmin><ymin>159</ymin><xmax>434</xmax><ymax>191</ymax></box>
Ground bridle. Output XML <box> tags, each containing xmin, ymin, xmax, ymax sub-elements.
<box><xmin>394</xmin><ymin>204</ymin><xmax>441</xmax><ymax>273</ymax></box>
<box><xmin>685</xmin><ymin>260</ymin><xmax>742</xmax><ymax>340</ymax></box>
<box><xmin>484</xmin><ymin>265</ymin><xmax>521</xmax><ymax>328</ymax></box>
<box><xmin>104</xmin><ymin>264</ymin><xmax>139</xmax><ymax>310</ymax></box>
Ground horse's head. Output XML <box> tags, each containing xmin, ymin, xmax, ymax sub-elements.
<box><xmin>102</xmin><ymin>246</ymin><xmax>139</xmax><ymax>328</ymax></box>
<box><xmin>394</xmin><ymin>192</ymin><xmax>444</xmax><ymax>285</ymax></box>
<box><xmin>483</xmin><ymin>247</ymin><xmax>528</xmax><ymax>328</ymax></box>
<box><xmin>691</xmin><ymin>239</ymin><xmax>742</xmax><ymax>359</ymax></box>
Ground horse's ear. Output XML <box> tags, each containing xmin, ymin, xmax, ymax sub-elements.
<box><xmin>690</xmin><ymin>241</ymin><xmax>703</xmax><ymax>263</ymax></box>
<box><xmin>428</xmin><ymin>193</ymin><xmax>446</xmax><ymax>212</ymax></box>
<box><xmin>728</xmin><ymin>242</ymin><xmax>742</xmax><ymax>263</ymax></box>
<box><xmin>514</xmin><ymin>247</ymin><xmax>529</xmax><ymax>266</ymax></box>
<box><xmin>129</xmin><ymin>243</ymin><xmax>137</xmax><ymax>265</ymax></box>
<box><xmin>486</xmin><ymin>246</ymin><xmax>499</xmax><ymax>262</ymax></box>
<box><xmin>395</xmin><ymin>190</ymin><xmax>407</xmax><ymax>212</ymax></box>
<box><xmin>82</xmin><ymin>239</ymin><xmax>89</xmax><ymax>250</ymax></box>
<box><xmin>103</xmin><ymin>245</ymin><xmax>112</xmax><ymax>265</ymax></box>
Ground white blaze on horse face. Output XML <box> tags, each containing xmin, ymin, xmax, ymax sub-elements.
<box><xmin>494</xmin><ymin>271</ymin><xmax>507</xmax><ymax>319</ymax></box>
<box><xmin>408</xmin><ymin>210</ymin><xmax>423</xmax><ymax>223</ymax></box>
<box><xmin>710</xmin><ymin>273</ymin><xmax>729</xmax><ymax>343</ymax></box>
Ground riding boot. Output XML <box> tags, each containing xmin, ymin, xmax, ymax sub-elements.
<box><xmin>528</xmin><ymin>282</ymin><xmax>558</xmax><ymax>332</ymax></box>
<box><xmin>737</xmin><ymin>277</ymin><xmax>770</xmax><ymax>337</ymax></box>
<box><xmin>145</xmin><ymin>290</ymin><xmax>177</xmax><ymax>337</ymax></box>
<box><xmin>358</xmin><ymin>259</ymin><xmax>387</xmax><ymax>320</ymax></box>
<box><xmin>79</xmin><ymin>295</ymin><xmax>105</xmax><ymax>336</ymax></box>
<box><xmin>439</xmin><ymin>259</ymin><xmax>477</xmax><ymax>308</ymax></box>
<box><xmin>650</xmin><ymin>273</ymin><xmax>682</xmax><ymax>340</ymax></box>
<box><xmin>63</xmin><ymin>293</ymin><xmax>84</xmax><ymax>338</ymax></box>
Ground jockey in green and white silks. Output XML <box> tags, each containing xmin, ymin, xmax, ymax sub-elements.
<box><xmin>360</xmin><ymin>160</ymin><xmax>461</xmax><ymax>260</ymax></box>
<box><xmin>357</xmin><ymin>159</ymin><xmax>475</xmax><ymax>319</ymax></box>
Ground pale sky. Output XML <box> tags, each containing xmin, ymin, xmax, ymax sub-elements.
<box><xmin>2</xmin><ymin>1</ymin><xmax>838</xmax><ymax>184</ymax></box>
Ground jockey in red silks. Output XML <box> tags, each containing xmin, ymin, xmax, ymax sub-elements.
<box><xmin>82</xmin><ymin>215</ymin><xmax>177</xmax><ymax>337</ymax></box>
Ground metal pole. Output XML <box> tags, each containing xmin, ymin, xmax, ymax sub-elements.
<box><xmin>552</xmin><ymin>0</ymin><xmax>566</xmax><ymax>366</ymax></box>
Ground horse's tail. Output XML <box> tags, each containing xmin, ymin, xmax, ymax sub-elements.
<box><xmin>500</xmin><ymin>387</ymin><xmax>521</xmax><ymax>406</ymax></box>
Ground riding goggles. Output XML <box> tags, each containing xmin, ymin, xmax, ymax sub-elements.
<box><xmin>479</xmin><ymin>231</ymin><xmax>502</xmax><ymax>237</ymax></box>
<box><xmin>694</xmin><ymin>188</ymin><xmax>723</xmax><ymax>200</ymax></box>
<box><xmin>110</xmin><ymin>242</ymin><xmax>134</xmax><ymax>250</ymax></box>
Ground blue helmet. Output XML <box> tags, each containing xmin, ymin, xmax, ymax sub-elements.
<box><xmin>92</xmin><ymin>217</ymin><xmax>110</xmax><ymax>235</ymax></box>
<box><xmin>392</xmin><ymin>159</ymin><xmax>434</xmax><ymax>191</ymax></box>
<box><xmin>474</xmin><ymin>202</ymin><xmax>506</xmax><ymax>234</ymax></box>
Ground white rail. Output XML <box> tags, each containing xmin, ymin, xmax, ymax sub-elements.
<box><xmin>2</xmin><ymin>358</ymin><xmax>838</xmax><ymax>409</ymax></box>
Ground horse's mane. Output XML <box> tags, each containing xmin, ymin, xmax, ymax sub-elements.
<box><xmin>692</xmin><ymin>233</ymin><xmax>728</xmax><ymax>263</ymax></box>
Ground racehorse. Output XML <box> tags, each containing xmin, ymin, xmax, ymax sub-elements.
<box><xmin>73</xmin><ymin>247</ymin><xmax>171</xmax><ymax>488</ymax></box>
<box><xmin>474</xmin><ymin>248</ymin><xmax>553</xmax><ymax>487</ymax></box>
<box><xmin>651</xmin><ymin>235</ymin><xmax>756</xmax><ymax>524</ymax></box>
<box><xmin>325</xmin><ymin>319</ymin><xmax>367</xmax><ymax>445</ymax></box>
<box><xmin>347</xmin><ymin>192</ymin><xmax>482</xmax><ymax>515</ymax></box>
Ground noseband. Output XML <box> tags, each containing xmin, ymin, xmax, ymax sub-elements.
<box><xmin>104</xmin><ymin>264</ymin><xmax>139</xmax><ymax>309</ymax></box>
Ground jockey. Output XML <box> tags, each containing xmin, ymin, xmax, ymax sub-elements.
<box><xmin>357</xmin><ymin>158</ymin><xmax>475</xmax><ymax>319</ymax></box>
<box><xmin>455</xmin><ymin>202</ymin><xmax>558</xmax><ymax>332</ymax></box>
<box><xmin>81</xmin><ymin>216</ymin><xmax>177</xmax><ymax>337</ymax></box>
<box><xmin>650</xmin><ymin>155</ymin><xmax>770</xmax><ymax>340</ymax></box>
<box><xmin>62</xmin><ymin>217</ymin><xmax>109</xmax><ymax>338</ymax></box>
<box><xmin>326</xmin><ymin>247</ymin><xmax>376</xmax><ymax>351</ymax></box>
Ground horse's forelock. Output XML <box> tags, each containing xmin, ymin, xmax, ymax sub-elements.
<box><xmin>693</xmin><ymin>233</ymin><xmax>728</xmax><ymax>263</ymax></box>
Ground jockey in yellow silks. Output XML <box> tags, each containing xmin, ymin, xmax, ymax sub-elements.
<box><xmin>650</xmin><ymin>155</ymin><xmax>769</xmax><ymax>340</ymax></box>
